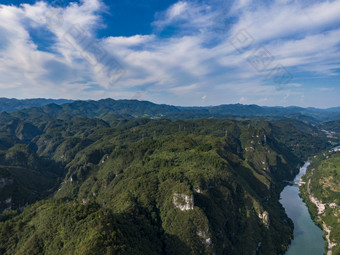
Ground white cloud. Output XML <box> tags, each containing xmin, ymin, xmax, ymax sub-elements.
<box><xmin>105</xmin><ymin>35</ymin><xmax>155</xmax><ymax>48</ymax></box>
<box><xmin>0</xmin><ymin>0</ymin><xmax>125</xmax><ymax>98</ymax></box>
<box><xmin>229</xmin><ymin>0</ymin><xmax>340</xmax><ymax>43</ymax></box>
<box><xmin>153</xmin><ymin>1</ymin><xmax>214</xmax><ymax>32</ymax></box>
<box><xmin>168</xmin><ymin>1</ymin><xmax>188</xmax><ymax>19</ymax></box>
<box><xmin>169</xmin><ymin>83</ymin><xmax>200</xmax><ymax>93</ymax></box>
<box><xmin>0</xmin><ymin>0</ymin><xmax>339</xmax><ymax>107</ymax></box>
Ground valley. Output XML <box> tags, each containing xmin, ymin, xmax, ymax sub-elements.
<box><xmin>0</xmin><ymin>0</ymin><xmax>339</xmax><ymax>254</ymax></box>
<box><xmin>0</xmin><ymin>99</ymin><xmax>338</xmax><ymax>254</ymax></box>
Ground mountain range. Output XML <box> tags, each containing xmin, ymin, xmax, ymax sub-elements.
<box><xmin>0</xmin><ymin>98</ymin><xmax>74</xmax><ymax>113</ymax></box>
<box><xmin>0</xmin><ymin>98</ymin><xmax>338</xmax><ymax>254</ymax></box>
<box><xmin>1</xmin><ymin>98</ymin><xmax>340</xmax><ymax>124</ymax></box>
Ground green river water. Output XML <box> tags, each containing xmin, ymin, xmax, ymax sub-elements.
<box><xmin>280</xmin><ymin>161</ymin><xmax>325</xmax><ymax>255</ymax></box>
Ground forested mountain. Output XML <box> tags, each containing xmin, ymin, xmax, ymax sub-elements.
<box><xmin>0</xmin><ymin>98</ymin><xmax>73</xmax><ymax>113</ymax></box>
<box><xmin>322</xmin><ymin>119</ymin><xmax>340</xmax><ymax>133</ymax></box>
<box><xmin>0</xmin><ymin>103</ymin><xmax>332</xmax><ymax>254</ymax></box>
<box><xmin>1</xmin><ymin>98</ymin><xmax>340</xmax><ymax>122</ymax></box>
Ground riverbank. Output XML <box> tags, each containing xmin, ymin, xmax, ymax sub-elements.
<box><xmin>304</xmin><ymin>177</ymin><xmax>336</xmax><ymax>254</ymax></box>
<box><xmin>323</xmin><ymin>223</ymin><xmax>337</xmax><ymax>255</ymax></box>
<box><xmin>280</xmin><ymin>162</ymin><xmax>325</xmax><ymax>255</ymax></box>
<box><xmin>300</xmin><ymin>150</ymin><xmax>340</xmax><ymax>255</ymax></box>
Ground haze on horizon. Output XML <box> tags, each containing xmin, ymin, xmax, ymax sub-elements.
<box><xmin>0</xmin><ymin>0</ymin><xmax>339</xmax><ymax>108</ymax></box>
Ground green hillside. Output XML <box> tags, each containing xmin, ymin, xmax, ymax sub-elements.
<box><xmin>322</xmin><ymin>120</ymin><xmax>340</xmax><ymax>133</ymax></box>
<box><xmin>0</xmin><ymin>106</ymin><xmax>332</xmax><ymax>254</ymax></box>
<box><xmin>0</xmin><ymin>98</ymin><xmax>73</xmax><ymax>113</ymax></box>
<box><xmin>301</xmin><ymin>151</ymin><xmax>340</xmax><ymax>254</ymax></box>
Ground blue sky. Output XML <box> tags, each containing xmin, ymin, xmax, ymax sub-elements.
<box><xmin>0</xmin><ymin>0</ymin><xmax>339</xmax><ymax>108</ymax></box>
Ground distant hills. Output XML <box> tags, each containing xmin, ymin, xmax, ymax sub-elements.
<box><xmin>0</xmin><ymin>98</ymin><xmax>73</xmax><ymax>113</ymax></box>
<box><xmin>1</xmin><ymin>98</ymin><xmax>340</xmax><ymax>122</ymax></box>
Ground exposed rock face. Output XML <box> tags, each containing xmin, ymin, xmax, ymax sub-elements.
<box><xmin>197</xmin><ymin>230</ymin><xmax>212</xmax><ymax>245</ymax></box>
<box><xmin>258</xmin><ymin>211</ymin><xmax>270</xmax><ymax>227</ymax></box>
<box><xmin>194</xmin><ymin>187</ymin><xmax>202</xmax><ymax>193</ymax></box>
<box><xmin>173</xmin><ymin>193</ymin><xmax>194</xmax><ymax>211</ymax></box>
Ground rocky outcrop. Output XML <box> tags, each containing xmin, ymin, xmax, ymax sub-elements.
<box><xmin>197</xmin><ymin>229</ymin><xmax>212</xmax><ymax>245</ymax></box>
<box><xmin>173</xmin><ymin>193</ymin><xmax>194</xmax><ymax>211</ymax></box>
<box><xmin>258</xmin><ymin>211</ymin><xmax>269</xmax><ymax>228</ymax></box>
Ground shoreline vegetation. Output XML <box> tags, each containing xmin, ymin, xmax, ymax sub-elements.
<box><xmin>300</xmin><ymin>147</ymin><xmax>340</xmax><ymax>255</ymax></box>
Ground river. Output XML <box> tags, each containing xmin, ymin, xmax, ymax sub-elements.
<box><xmin>279</xmin><ymin>161</ymin><xmax>325</xmax><ymax>255</ymax></box>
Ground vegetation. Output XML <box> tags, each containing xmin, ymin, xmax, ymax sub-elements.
<box><xmin>322</xmin><ymin>119</ymin><xmax>340</xmax><ymax>133</ymax></box>
<box><xmin>0</xmin><ymin>99</ymin><xmax>335</xmax><ymax>254</ymax></box>
<box><xmin>0</xmin><ymin>98</ymin><xmax>73</xmax><ymax>113</ymax></box>
<box><xmin>1</xmin><ymin>98</ymin><xmax>340</xmax><ymax>123</ymax></box>
<box><xmin>301</xmin><ymin>150</ymin><xmax>340</xmax><ymax>254</ymax></box>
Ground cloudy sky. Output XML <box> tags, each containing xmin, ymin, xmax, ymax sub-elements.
<box><xmin>0</xmin><ymin>0</ymin><xmax>339</xmax><ymax>108</ymax></box>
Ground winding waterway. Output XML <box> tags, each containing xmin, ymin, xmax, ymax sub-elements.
<box><xmin>280</xmin><ymin>161</ymin><xmax>325</xmax><ymax>255</ymax></box>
